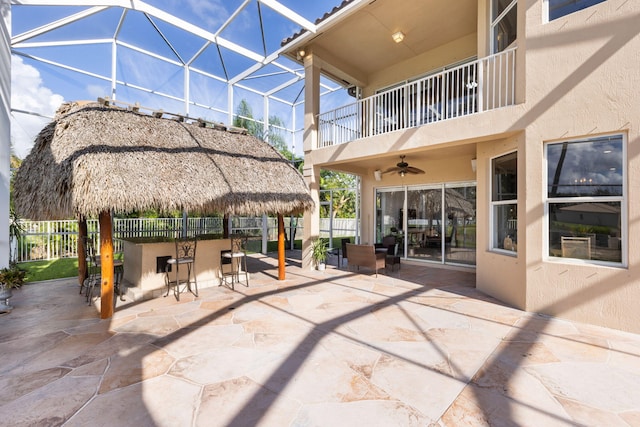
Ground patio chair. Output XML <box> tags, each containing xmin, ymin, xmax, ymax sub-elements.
<box><xmin>165</xmin><ymin>236</ymin><xmax>198</xmax><ymax>301</ymax></box>
<box><xmin>220</xmin><ymin>234</ymin><xmax>249</xmax><ymax>289</ymax></box>
<box><xmin>328</xmin><ymin>238</ymin><xmax>351</xmax><ymax>268</ymax></box>
<box><xmin>374</xmin><ymin>236</ymin><xmax>401</xmax><ymax>272</ymax></box>
<box><xmin>375</xmin><ymin>235</ymin><xmax>397</xmax><ymax>253</ymax></box>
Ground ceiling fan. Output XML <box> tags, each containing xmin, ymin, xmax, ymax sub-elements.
<box><xmin>383</xmin><ymin>155</ymin><xmax>425</xmax><ymax>177</ymax></box>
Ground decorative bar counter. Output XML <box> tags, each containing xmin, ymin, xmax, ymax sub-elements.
<box><xmin>122</xmin><ymin>236</ymin><xmax>232</xmax><ymax>300</ymax></box>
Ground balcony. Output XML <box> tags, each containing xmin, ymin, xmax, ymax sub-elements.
<box><xmin>317</xmin><ymin>48</ymin><xmax>517</xmax><ymax>148</ymax></box>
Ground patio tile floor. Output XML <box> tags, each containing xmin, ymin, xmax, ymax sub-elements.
<box><xmin>1</xmin><ymin>252</ymin><xmax>639</xmax><ymax>426</ymax></box>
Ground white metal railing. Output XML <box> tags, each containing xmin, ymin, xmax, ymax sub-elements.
<box><xmin>13</xmin><ymin>217</ymin><xmax>359</xmax><ymax>263</ymax></box>
<box><xmin>318</xmin><ymin>48</ymin><xmax>517</xmax><ymax>147</ymax></box>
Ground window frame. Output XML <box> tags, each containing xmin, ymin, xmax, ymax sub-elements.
<box><xmin>543</xmin><ymin>133</ymin><xmax>627</xmax><ymax>267</ymax></box>
<box><xmin>490</xmin><ymin>150</ymin><xmax>518</xmax><ymax>255</ymax></box>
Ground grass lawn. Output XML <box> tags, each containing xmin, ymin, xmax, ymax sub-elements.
<box><xmin>18</xmin><ymin>258</ymin><xmax>79</xmax><ymax>282</ymax></box>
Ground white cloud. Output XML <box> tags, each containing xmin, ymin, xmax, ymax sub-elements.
<box><xmin>86</xmin><ymin>84</ymin><xmax>110</xmax><ymax>100</ymax></box>
<box><xmin>183</xmin><ymin>0</ymin><xmax>228</xmax><ymax>30</ymax></box>
<box><xmin>10</xmin><ymin>56</ymin><xmax>64</xmax><ymax>159</ymax></box>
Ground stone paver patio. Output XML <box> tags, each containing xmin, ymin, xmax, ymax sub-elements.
<box><xmin>1</xmin><ymin>252</ymin><xmax>639</xmax><ymax>426</ymax></box>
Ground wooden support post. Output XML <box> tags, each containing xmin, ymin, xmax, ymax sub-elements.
<box><xmin>99</xmin><ymin>211</ymin><xmax>114</xmax><ymax>318</ymax></box>
<box><xmin>223</xmin><ymin>214</ymin><xmax>230</xmax><ymax>238</ymax></box>
<box><xmin>278</xmin><ymin>214</ymin><xmax>285</xmax><ymax>280</ymax></box>
<box><xmin>78</xmin><ymin>217</ymin><xmax>88</xmax><ymax>287</ymax></box>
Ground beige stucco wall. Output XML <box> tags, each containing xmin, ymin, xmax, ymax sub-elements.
<box><xmin>304</xmin><ymin>0</ymin><xmax>640</xmax><ymax>333</ymax></box>
<box><xmin>360</xmin><ymin>151</ymin><xmax>477</xmax><ymax>247</ymax></box>
<box><xmin>475</xmin><ymin>134</ymin><xmax>526</xmax><ymax>309</ymax></box>
<box><xmin>364</xmin><ymin>32</ymin><xmax>478</xmax><ymax>97</ymax></box>
<box><xmin>516</xmin><ymin>0</ymin><xmax>640</xmax><ymax>332</ymax></box>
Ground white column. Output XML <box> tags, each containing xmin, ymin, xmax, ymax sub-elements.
<box><xmin>0</xmin><ymin>1</ymin><xmax>11</xmax><ymax>268</ymax></box>
<box><xmin>302</xmin><ymin>53</ymin><xmax>321</xmax><ymax>270</ymax></box>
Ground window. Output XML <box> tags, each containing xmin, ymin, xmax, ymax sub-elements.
<box><xmin>546</xmin><ymin>135</ymin><xmax>624</xmax><ymax>264</ymax></box>
<box><xmin>491</xmin><ymin>0</ymin><xmax>517</xmax><ymax>53</ymax></box>
<box><xmin>491</xmin><ymin>152</ymin><xmax>517</xmax><ymax>253</ymax></box>
<box><xmin>547</xmin><ymin>0</ymin><xmax>607</xmax><ymax>22</ymax></box>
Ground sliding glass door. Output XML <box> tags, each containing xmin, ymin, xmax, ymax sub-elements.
<box><xmin>375</xmin><ymin>182</ymin><xmax>476</xmax><ymax>266</ymax></box>
<box><xmin>407</xmin><ymin>186</ymin><xmax>443</xmax><ymax>262</ymax></box>
<box><xmin>444</xmin><ymin>185</ymin><xmax>476</xmax><ymax>265</ymax></box>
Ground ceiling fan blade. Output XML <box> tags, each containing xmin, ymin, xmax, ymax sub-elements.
<box><xmin>382</xmin><ymin>167</ymin><xmax>402</xmax><ymax>174</ymax></box>
<box><xmin>406</xmin><ymin>166</ymin><xmax>425</xmax><ymax>174</ymax></box>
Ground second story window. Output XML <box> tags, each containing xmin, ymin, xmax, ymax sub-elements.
<box><xmin>547</xmin><ymin>0</ymin><xmax>608</xmax><ymax>22</ymax></box>
<box><xmin>491</xmin><ymin>0</ymin><xmax>517</xmax><ymax>53</ymax></box>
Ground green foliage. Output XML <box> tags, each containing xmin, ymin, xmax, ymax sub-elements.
<box><xmin>319</xmin><ymin>170</ymin><xmax>357</xmax><ymax>219</ymax></box>
<box><xmin>9</xmin><ymin>154</ymin><xmax>22</xmax><ymax>214</ymax></box>
<box><xmin>311</xmin><ymin>238</ymin><xmax>328</xmax><ymax>264</ymax></box>
<box><xmin>118</xmin><ymin>209</ymin><xmax>183</xmax><ymax>219</ymax></box>
<box><xmin>233</xmin><ymin>100</ymin><xmax>261</xmax><ymax>137</ymax></box>
<box><xmin>0</xmin><ymin>264</ymin><xmax>27</xmax><ymax>289</ymax></box>
<box><xmin>9</xmin><ymin>208</ymin><xmax>24</xmax><ymax>263</ymax></box>
<box><xmin>233</xmin><ymin>99</ymin><xmax>302</xmax><ymax>166</ymax></box>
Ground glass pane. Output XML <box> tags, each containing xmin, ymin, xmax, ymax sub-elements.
<box><xmin>376</xmin><ymin>189</ymin><xmax>405</xmax><ymax>256</ymax></box>
<box><xmin>493</xmin><ymin>204</ymin><xmax>517</xmax><ymax>251</ymax></box>
<box><xmin>492</xmin><ymin>152</ymin><xmax>517</xmax><ymax>201</ymax></box>
<box><xmin>445</xmin><ymin>186</ymin><xmax>477</xmax><ymax>265</ymax></box>
<box><xmin>548</xmin><ymin>202</ymin><xmax>621</xmax><ymax>263</ymax></box>
<box><xmin>406</xmin><ymin>188</ymin><xmax>442</xmax><ymax>262</ymax></box>
<box><xmin>549</xmin><ymin>0</ymin><xmax>607</xmax><ymax>21</ymax></box>
<box><xmin>547</xmin><ymin>136</ymin><xmax>623</xmax><ymax>198</ymax></box>
<box><xmin>493</xmin><ymin>3</ymin><xmax>517</xmax><ymax>53</ymax></box>
<box><xmin>492</xmin><ymin>0</ymin><xmax>514</xmax><ymax>20</ymax></box>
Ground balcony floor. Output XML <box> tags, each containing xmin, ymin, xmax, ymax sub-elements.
<box><xmin>1</xmin><ymin>252</ymin><xmax>639</xmax><ymax>426</ymax></box>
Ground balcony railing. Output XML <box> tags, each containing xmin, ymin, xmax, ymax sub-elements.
<box><xmin>318</xmin><ymin>48</ymin><xmax>517</xmax><ymax>148</ymax></box>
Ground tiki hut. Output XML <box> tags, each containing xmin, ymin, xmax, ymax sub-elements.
<box><xmin>14</xmin><ymin>101</ymin><xmax>314</xmax><ymax>317</ymax></box>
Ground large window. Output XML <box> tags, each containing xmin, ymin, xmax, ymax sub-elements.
<box><xmin>491</xmin><ymin>152</ymin><xmax>517</xmax><ymax>253</ymax></box>
<box><xmin>547</xmin><ymin>0</ymin><xmax>607</xmax><ymax>22</ymax></box>
<box><xmin>491</xmin><ymin>0</ymin><xmax>517</xmax><ymax>53</ymax></box>
<box><xmin>546</xmin><ymin>135</ymin><xmax>624</xmax><ymax>264</ymax></box>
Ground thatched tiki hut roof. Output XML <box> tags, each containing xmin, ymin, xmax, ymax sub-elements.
<box><xmin>14</xmin><ymin>102</ymin><xmax>313</xmax><ymax>318</ymax></box>
<box><xmin>14</xmin><ymin>102</ymin><xmax>313</xmax><ymax>219</ymax></box>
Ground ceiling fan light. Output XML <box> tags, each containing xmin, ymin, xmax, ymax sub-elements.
<box><xmin>399</xmin><ymin>170</ymin><xmax>406</xmax><ymax>177</ymax></box>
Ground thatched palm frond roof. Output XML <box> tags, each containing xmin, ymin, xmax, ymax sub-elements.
<box><xmin>14</xmin><ymin>102</ymin><xmax>313</xmax><ymax>220</ymax></box>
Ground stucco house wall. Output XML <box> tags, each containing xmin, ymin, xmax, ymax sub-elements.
<box><xmin>301</xmin><ymin>0</ymin><xmax>640</xmax><ymax>333</ymax></box>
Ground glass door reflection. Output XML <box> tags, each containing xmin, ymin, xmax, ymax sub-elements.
<box><xmin>406</xmin><ymin>187</ymin><xmax>443</xmax><ymax>262</ymax></box>
<box><xmin>375</xmin><ymin>188</ymin><xmax>405</xmax><ymax>256</ymax></box>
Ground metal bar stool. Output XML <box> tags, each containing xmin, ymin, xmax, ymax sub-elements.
<box><xmin>220</xmin><ymin>234</ymin><xmax>249</xmax><ymax>289</ymax></box>
<box><xmin>165</xmin><ymin>237</ymin><xmax>198</xmax><ymax>301</ymax></box>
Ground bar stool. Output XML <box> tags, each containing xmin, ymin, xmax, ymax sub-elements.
<box><xmin>220</xmin><ymin>234</ymin><xmax>249</xmax><ymax>289</ymax></box>
<box><xmin>165</xmin><ymin>237</ymin><xmax>198</xmax><ymax>301</ymax></box>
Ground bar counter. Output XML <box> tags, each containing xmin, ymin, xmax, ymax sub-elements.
<box><xmin>122</xmin><ymin>235</ymin><xmax>232</xmax><ymax>300</ymax></box>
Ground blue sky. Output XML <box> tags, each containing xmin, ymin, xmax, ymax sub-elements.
<box><xmin>10</xmin><ymin>0</ymin><xmax>349</xmax><ymax>158</ymax></box>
